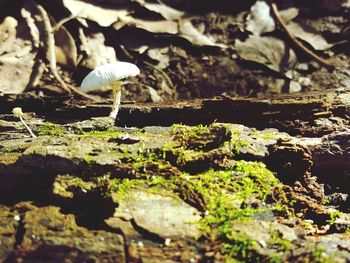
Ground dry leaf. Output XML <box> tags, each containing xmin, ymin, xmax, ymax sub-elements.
<box><xmin>0</xmin><ymin>16</ymin><xmax>36</xmax><ymax>94</ymax></box>
<box><xmin>63</xmin><ymin>0</ymin><xmax>129</xmax><ymax>27</ymax></box>
<box><xmin>279</xmin><ymin>8</ymin><xmax>299</xmax><ymax>23</ymax></box>
<box><xmin>147</xmin><ymin>47</ymin><xmax>170</xmax><ymax>69</ymax></box>
<box><xmin>54</xmin><ymin>26</ymin><xmax>78</xmax><ymax>67</ymax></box>
<box><xmin>289</xmin><ymin>80</ymin><xmax>302</xmax><ymax>93</ymax></box>
<box><xmin>179</xmin><ymin>19</ymin><xmax>227</xmax><ymax>48</ymax></box>
<box><xmin>79</xmin><ymin>32</ymin><xmax>117</xmax><ymax>69</ymax></box>
<box><xmin>0</xmin><ymin>17</ymin><xmax>18</xmax><ymax>55</ymax></box>
<box><xmin>114</xmin><ymin>18</ymin><xmax>178</xmax><ymax>34</ymax></box>
<box><xmin>235</xmin><ymin>36</ymin><xmax>297</xmax><ymax>75</ymax></box>
<box><xmin>132</xmin><ymin>0</ymin><xmax>184</xmax><ymax>20</ymax></box>
<box><xmin>246</xmin><ymin>1</ymin><xmax>275</xmax><ymax>36</ymax></box>
<box><xmin>246</xmin><ymin>2</ymin><xmax>333</xmax><ymax>51</ymax></box>
<box><xmin>286</xmin><ymin>21</ymin><xmax>333</xmax><ymax>50</ymax></box>
<box><xmin>21</xmin><ymin>7</ymin><xmax>40</xmax><ymax>48</ymax></box>
<box><xmin>246</xmin><ymin>1</ymin><xmax>299</xmax><ymax>36</ymax></box>
<box><xmin>147</xmin><ymin>86</ymin><xmax>162</xmax><ymax>103</ymax></box>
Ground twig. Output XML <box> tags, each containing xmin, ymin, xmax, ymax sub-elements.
<box><xmin>66</xmin><ymin>83</ymin><xmax>101</xmax><ymax>102</ymax></box>
<box><xmin>26</xmin><ymin>53</ymin><xmax>45</xmax><ymax>90</ymax></box>
<box><xmin>269</xmin><ymin>0</ymin><xmax>335</xmax><ymax>70</ymax></box>
<box><xmin>52</xmin><ymin>13</ymin><xmax>81</xmax><ymax>32</ymax></box>
<box><xmin>34</xmin><ymin>3</ymin><xmax>71</xmax><ymax>93</ymax></box>
<box><xmin>22</xmin><ymin>4</ymin><xmax>44</xmax><ymax>90</ymax></box>
<box><xmin>32</xmin><ymin>2</ymin><xmax>98</xmax><ymax>101</ymax></box>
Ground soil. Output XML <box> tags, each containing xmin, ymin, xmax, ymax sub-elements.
<box><xmin>16</xmin><ymin>0</ymin><xmax>348</xmax><ymax>103</ymax></box>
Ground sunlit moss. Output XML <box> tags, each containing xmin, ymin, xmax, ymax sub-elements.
<box><xmin>80</xmin><ymin>129</ymin><xmax>124</xmax><ymax>138</ymax></box>
<box><xmin>58</xmin><ymin>123</ymin><xmax>298</xmax><ymax>261</ymax></box>
<box><xmin>38</xmin><ymin>122</ymin><xmax>67</xmax><ymax>137</ymax></box>
<box><xmin>326</xmin><ymin>210</ymin><xmax>342</xmax><ymax>224</ymax></box>
<box><xmin>248</xmin><ymin>130</ymin><xmax>288</xmax><ymax>141</ymax></box>
<box><xmin>311</xmin><ymin>246</ymin><xmax>335</xmax><ymax>263</ymax></box>
<box><xmin>173</xmin><ymin>123</ymin><xmax>231</xmax><ymax>151</ymax></box>
<box><xmin>106</xmin><ymin>156</ymin><xmax>285</xmax><ymax>261</ymax></box>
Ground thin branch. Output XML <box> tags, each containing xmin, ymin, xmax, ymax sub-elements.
<box><xmin>23</xmin><ymin>4</ymin><xmax>45</xmax><ymax>90</ymax></box>
<box><xmin>269</xmin><ymin>1</ymin><xmax>335</xmax><ymax>70</ymax></box>
<box><xmin>34</xmin><ymin>3</ymin><xmax>71</xmax><ymax>93</ymax></box>
<box><xmin>52</xmin><ymin>13</ymin><xmax>81</xmax><ymax>32</ymax></box>
<box><xmin>66</xmin><ymin>83</ymin><xmax>101</xmax><ymax>102</ymax></box>
<box><xmin>30</xmin><ymin>3</ymin><xmax>100</xmax><ymax>101</ymax></box>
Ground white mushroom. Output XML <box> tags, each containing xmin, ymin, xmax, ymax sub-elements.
<box><xmin>80</xmin><ymin>61</ymin><xmax>140</xmax><ymax>119</ymax></box>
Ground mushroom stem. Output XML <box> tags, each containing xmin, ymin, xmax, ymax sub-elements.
<box><xmin>20</xmin><ymin>116</ymin><xmax>37</xmax><ymax>138</ymax></box>
<box><xmin>109</xmin><ymin>81</ymin><xmax>122</xmax><ymax>119</ymax></box>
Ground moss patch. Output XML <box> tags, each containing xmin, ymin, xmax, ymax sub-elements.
<box><xmin>37</xmin><ymin>122</ymin><xmax>67</xmax><ymax>137</ymax></box>
<box><xmin>102</xmin><ymin>156</ymin><xmax>286</xmax><ymax>261</ymax></box>
<box><xmin>79</xmin><ymin>129</ymin><xmax>124</xmax><ymax>138</ymax></box>
<box><xmin>173</xmin><ymin>124</ymin><xmax>231</xmax><ymax>151</ymax></box>
<box><xmin>82</xmin><ymin>124</ymin><xmax>289</xmax><ymax>261</ymax></box>
<box><xmin>2</xmin><ymin>122</ymin><xmax>336</xmax><ymax>262</ymax></box>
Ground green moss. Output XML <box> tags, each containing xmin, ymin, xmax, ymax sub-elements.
<box><xmin>0</xmin><ymin>152</ymin><xmax>22</xmax><ymax>164</ymax></box>
<box><xmin>115</xmin><ymin>178</ymin><xmax>144</xmax><ymax>197</ymax></box>
<box><xmin>93</xmin><ymin>174</ymin><xmax>119</xmax><ymax>199</ymax></box>
<box><xmin>92</xmin><ymin>129</ymin><xmax>283</xmax><ymax>261</ymax></box>
<box><xmin>83</xmin><ymin>153</ymin><xmax>94</xmax><ymax>165</ymax></box>
<box><xmin>326</xmin><ymin>210</ymin><xmax>342</xmax><ymax>224</ymax></box>
<box><xmin>80</xmin><ymin>129</ymin><xmax>124</xmax><ymax>138</ymax></box>
<box><xmin>223</xmin><ymin>233</ymin><xmax>259</xmax><ymax>262</ymax></box>
<box><xmin>173</xmin><ymin>123</ymin><xmax>231</xmax><ymax>151</ymax></box>
<box><xmin>311</xmin><ymin>246</ymin><xmax>334</xmax><ymax>263</ymax></box>
<box><xmin>161</xmin><ymin>124</ymin><xmax>255</xmax><ymax>171</ymax></box>
<box><xmin>183</xmin><ymin>123</ymin><xmax>251</xmax><ymax>154</ymax></box>
<box><xmin>248</xmin><ymin>130</ymin><xmax>287</xmax><ymax>141</ymax></box>
<box><xmin>269</xmin><ymin>230</ymin><xmax>291</xmax><ymax>252</ymax></box>
<box><xmin>194</xmin><ymin>162</ymin><xmax>281</xmax><ymax>260</ymax></box>
<box><xmin>38</xmin><ymin>122</ymin><xmax>67</xmax><ymax>137</ymax></box>
<box><xmin>173</xmin><ymin>148</ymin><xmax>206</xmax><ymax>167</ymax></box>
<box><xmin>110</xmin><ymin>156</ymin><xmax>282</xmax><ymax>261</ymax></box>
<box><xmin>229</xmin><ymin>128</ymin><xmax>251</xmax><ymax>154</ymax></box>
<box><xmin>65</xmin><ymin>123</ymin><xmax>295</xmax><ymax>261</ymax></box>
<box><xmin>0</xmin><ymin>145</ymin><xmax>25</xmax><ymax>153</ymax></box>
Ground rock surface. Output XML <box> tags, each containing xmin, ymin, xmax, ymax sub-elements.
<box><xmin>0</xmin><ymin>117</ymin><xmax>349</xmax><ymax>262</ymax></box>
<box><xmin>107</xmin><ymin>188</ymin><xmax>201</xmax><ymax>239</ymax></box>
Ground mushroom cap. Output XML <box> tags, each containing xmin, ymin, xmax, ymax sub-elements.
<box><xmin>80</xmin><ymin>61</ymin><xmax>140</xmax><ymax>93</ymax></box>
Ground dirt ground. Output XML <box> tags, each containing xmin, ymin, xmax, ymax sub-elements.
<box><xmin>1</xmin><ymin>0</ymin><xmax>348</xmax><ymax>103</ymax></box>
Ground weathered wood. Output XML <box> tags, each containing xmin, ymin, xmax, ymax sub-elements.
<box><xmin>297</xmin><ymin>131</ymin><xmax>350</xmax><ymax>193</ymax></box>
<box><xmin>62</xmin><ymin>89</ymin><xmax>350</xmax><ymax>135</ymax></box>
<box><xmin>1</xmin><ymin>116</ymin><xmax>350</xmax><ymax>262</ymax></box>
<box><xmin>1</xmin><ymin>90</ymin><xmax>349</xmax><ymax>136</ymax></box>
<box><xmin>0</xmin><ymin>92</ymin><xmax>70</xmax><ymax>113</ymax></box>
